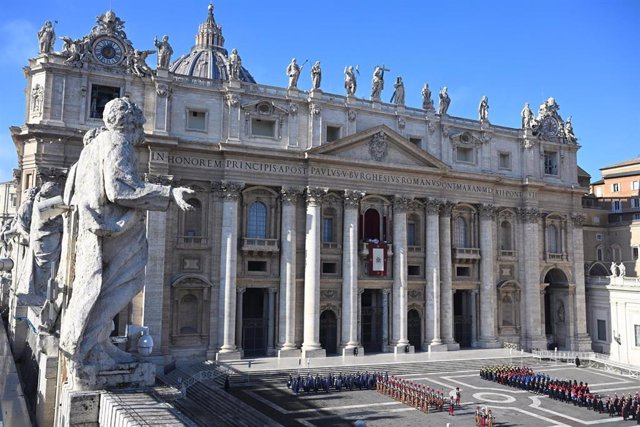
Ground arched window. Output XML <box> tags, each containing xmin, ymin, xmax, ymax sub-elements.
<box><xmin>363</xmin><ymin>209</ymin><xmax>381</xmax><ymax>241</ymax></box>
<box><xmin>596</xmin><ymin>245</ymin><xmax>604</xmax><ymax>262</ymax></box>
<box><xmin>547</xmin><ymin>224</ymin><xmax>559</xmax><ymax>253</ymax></box>
<box><xmin>179</xmin><ymin>294</ymin><xmax>199</xmax><ymax>334</ymax></box>
<box><xmin>247</xmin><ymin>201</ymin><xmax>267</xmax><ymax>238</ymax></box>
<box><xmin>184</xmin><ymin>198</ymin><xmax>202</xmax><ymax>241</ymax></box>
<box><xmin>454</xmin><ymin>216</ymin><xmax>467</xmax><ymax>248</ymax></box>
<box><xmin>500</xmin><ymin>221</ymin><xmax>512</xmax><ymax>251</ymax></box>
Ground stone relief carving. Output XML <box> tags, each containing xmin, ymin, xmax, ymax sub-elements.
<box><xmin>478</xmin><ymin>204</ymin><xmax>496</xmax><ymax>219</ymax></box>
<box><xmin>397</xmin><ymin>116</ymin><xmax>406</xmax><ymax>129</ymax></box>
<box><xmin>288</xmin><ymin>103</ymin><xmax>298</xmax><ymax>116</ymax></box>
<box><xmin>225</xmin><ymin>93</ymin><xmax>239</xmax><ymax>107</ymax></box>
<box><xmin>306</xmin><ymin>187</ymin><xmax>328</xmax><ymax>205</ymax></box>
<box><xmin>58</xmin><ymin>97</ymin><xmax>194</xmax><ymax>389</ymax></box>
<box><xmin>311</xmin><ymin>61</ymin><xmax>321</xmax><ymax>90</ymax></box>
<box><xmin>38</xmin><ymin>20</ymin><xmax>56</xmax><ymax>54</ymax></box>
<box><xmin>153</xmin><ymin>35</ymin><xmax>173</xmax><ymax>69</ymax></box>
<box><xmin>393</xmin><ymin>196</ymin><xmax>413</xmax><ymax>212</ymax></box>
<box><xmin>155</xmin><ymin>82</ymin><xmax>171</xmax><ymax>98</ymax></box>
<box><xmin>408</xmin><ymin>289</ymin><xmax>423</xmax><ymax>301</ymax></box>
<box><xmin>31</xmin><ymin>84</ymin><xmax>44</xmax><ymax>118</ymax></box>
<box><xmin>128</xmin><ymin>49</ymin><xmax>155</xmax><ymax>77</ymax></box>
<box><xmin>368</xmin><ymin>131</ymin><xmax>388</xmax><ymax>162</ymax></box>
<box><xmin>320</xmin><ymin>289</ymin><xmax>339</xmax><ymax>300</ymax></box>
<box><xmin>280</xmin><ymin>186</ymin><xmax>303</xmax><ymax>204</ymax></box>
<box><xmin>438</xmin><ymin>87</ymin><xmax>451</xmax><ymax>115</ymax></box>
<box><xmin>348</xmin><ymin>109</ymin><xmax>357</xmax><ymax>122</ymax></box>
<box><xmin>344</xmin><ymin>65</ymin><xmax>358</xmax><ymax>96</ymax></box>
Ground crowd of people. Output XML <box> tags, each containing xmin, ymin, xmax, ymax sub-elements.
<box><xmin>286</xmin><ymin>371</ymin><xmax>379</xmax><ymax>395</ymax></box>
<box><xmin>480</xmin><ymin>365</ymin><xmax>640</xmax><ymax>423</ymax></box>
<box><xmin>375</xmin><ymin>375</ymin><xmax>457</xmax><ymax>415</ymax></box>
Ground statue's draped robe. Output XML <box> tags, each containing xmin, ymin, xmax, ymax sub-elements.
<box><xmin>59</xmin><ymin>130</ymin><xmax>170</xmax><ymax>362</ymax></box>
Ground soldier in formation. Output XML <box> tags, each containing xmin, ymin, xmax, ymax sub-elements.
<box><xmin>286</xmin><ymin>371</ymin><xmax>379</xmax><ymax>395</ymax></box>
<box><xmin>376</xmin><ymin>375</ymin><xmax>447</xmax><ymax>414</ymax></box>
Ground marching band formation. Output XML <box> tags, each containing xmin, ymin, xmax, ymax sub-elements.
<box><xmin>481</xmin><ymin>365</ymin><xmax>640</xmax><ymax>423</ymax></box>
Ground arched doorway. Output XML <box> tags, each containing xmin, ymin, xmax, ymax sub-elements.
<box><xmin>363</xmin><ymin>208</ymin><xmax>381</xmax><ymax>241</ymax></box>
<box><xmin>543</xmin><ymin>268</ymin><xmax>569</xmax><ymax>350</ymax></box>
<box><xmin>408</xmin><ymin>309</ymin><xmax>421</xmax><ymax>351</ymax></box>
<box><xmin>319</xmin><ymin>310</ymin><xmax>338</xmax><ymax>355</ymax></box>
<box><xmin>243</xmin><ymin>288</ymin><xmax>267</xmax><ymax>357</ymax></box>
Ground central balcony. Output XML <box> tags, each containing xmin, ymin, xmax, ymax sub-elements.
<box><xmin>241</xmin><ymin>237</ymin><xmax>279</xmax><ymax>254</ymax></box>
<box><xmin>452</xmin><ymin>247</ymin><xmax>481</xmax><ymax>260</ymax></box>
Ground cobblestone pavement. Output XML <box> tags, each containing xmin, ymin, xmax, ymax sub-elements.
<box><xmin>223</xmin><ymin>356</ymin><xmax>640</xmax><ymax>427</ymax></box>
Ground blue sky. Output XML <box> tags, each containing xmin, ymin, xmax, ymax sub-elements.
<box><xmin>1</xmin><ymin>1</ymin><xmax>639</xmax><ymax>183</ymax></box>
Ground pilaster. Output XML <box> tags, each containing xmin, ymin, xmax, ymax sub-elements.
<box><xmin>569</xmin><ymin>214</ymin><xmax>592</xmax><ymax>350</ymax></box>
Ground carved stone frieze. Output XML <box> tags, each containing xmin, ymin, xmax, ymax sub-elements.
<box><xmin>369</xmin><ymin>131</ymin><xmax>388</xmax><ymax>162</ymax></box>
<box><xmin>31</xmin><ymin>84</ymin><xmax>44</xmax><ymax>117</ymax></box>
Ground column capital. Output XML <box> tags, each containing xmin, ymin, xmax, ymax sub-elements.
<box><xmin>237</xmin><ymin>287</ymin><xmax>246</xmax><ymax>295</ymax></box>
<box><xmin>381</xmin><ymin>288</ymin><xmax>391</xmax><ymax>296</ymax></box>
<box><xmin>306</xmin><ymin>186</ymin><xmax>328</xmax><ymax>205</ymax></box>
<box><xmin>440</xmin><ymin>200</ymin><xmax>455</xmax><ymax>216</ymax></box>
<box><xmin>281</xmin><ymin>186</ymin><xmax>304</xmax><ymax>205</ymax></box>
<box><xmin>213</xmin><ymin>180</ymin><xmax>245</xmax><ymax>200</ymax></box>
<box><xmin>478</xmin><ymin>203</ymin><xmax>496</xmax><ymax>219</ymax></box>
<box><xmin>393</xmin><ymin>196</ymin><xmax>412</xmax><ymax>212</ymax></box>
<box><xmin>358</xmin><ymin>288</ymin><xmax>365</xmax><ymax>295</ymax></box>
<box><xmin>425</xmin><ymin>198</ymin><xmax>442</xmax><ymax>215</ymax></box>
<box><xmin>343</xmin><ymin>189</ymin><xmax>366</xmax><ymax>208</ymax></box>
<box><xmin>518</xmin><ymin>207</ymin><xmax>540</xmax><ymax>223</ymax></box>
<box><xmin>144</xmin><ymin>173</ymin><xmax>174</xmax><ymax>186</ymax></box>
<box><xmin>471</xmin><ymin>289</ymin><xmax>479</xmax><ymax>296</ymax></box>
<box><xmin>570</xmin><ymin>213</ymin><xmax>586</xmax><ymax>227</ymax></box>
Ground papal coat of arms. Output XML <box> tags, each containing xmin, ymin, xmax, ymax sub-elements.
<box><xmin>369</xmin><ymin>131</ymin><xmax>388</xmax><ymax>162</ymax></box>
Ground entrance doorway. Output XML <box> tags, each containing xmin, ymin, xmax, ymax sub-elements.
<box><xmin>319</xmin><ymin>310</ymin><xmax>338</xmax><ymax>354</ymax></box>
<box><xmin>454</xmin><ymin>290</ymin><xmax>472</xmax><ymax>348</ymax></box>
<box><xmin>242</xmin><ymin>288</ymin><xmax>267</xmax><ymax>357</ymax></box>
<box><xmin>544</xmin><ymin>268</ymin><xmax>569</xmax><ymax>350</ymax></box>
<box><xmin>361</xmin><ymin>289</ymin><xmax>383</xmax><ymax>352</ymax></box>
<box><xmin>408</xmin><ymin>309</ymin><xmax>421</xmax><ymax>351</ymax></box>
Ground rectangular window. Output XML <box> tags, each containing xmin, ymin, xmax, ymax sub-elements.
<box><xmin>408</xmin><ymin>265</ymin><xmax>420</xmax><ymax>276</ymax></box>
<box><xmin>326</xmin><ymin>125</ymin><xmax>341</xmax><ymax>142</ymax></box>
<box><xmin>544</xmin><ymin>152</ymin><xmax>558</xmax><ymax>175</ymax></box>
<box><xmin>186</xmin><ymin>110</ymin><xmax>207</xmax><ymax>131</ymax></box>
<box><xmin>247</xmin><ymin>260</ymin><xmax>268</xmax><ymax>272</ymax></box>
<box><xmin>90</xmin><ymin>84</ymin><xmax>120</xmax><ymax>119</ymax></box>
<box><xmin>633</xmin><ymin>247</ymin><xmax>639</xmax><ymax>260</ymax></box>
<box><xmin>498</xmin><ymin>152</ymin><xmax>511</xmax><ymax>170</ymax></box>
<box><xmin>409</xmin><ymin>137</ymin><xmax>422</xmax><ymax>147</ymax></box>
<box><xmin>322</xmin><ymin>262</ymin><xmax>337</xmax><ymax>274</ymax></box>
<box><xmin>595</xmin><ymin>187</ymin><xmax>603</xmax><ymax>197</ymax></box>
<box><xmin>632</xmin><ymin>199</ymin><xmax>640</xmax><ymax>209</ymax></box>
<box><xmin>596</xmin><ymin>233</ymin><xmax>603</xmax><ymax>241</ymax></box>
<box><xmin>456</xmin><ymin>266</ymin><xmax>471</xmax><ymax>277</ymax></box>
<box><xmin>636</xmin><ymin>325</ymin><xmax>640</xmax><ymax>347</ymax></box>
<box><xmin>612</xmin><ymin>183</ymin><xmax>620</xmax><ymax>192</ymax></box>
<box><xmin>407</xmin><ymin>223</ymin><xmax>416</xmax><ymax>246</ymax></box>
<box><xmin>597</xmin><ymin>319</ymin><xmax>607</xmax><ymax>341</ymax></box>
<box><xmin>322</xmin><ymin>217</ymin><xmax>334</xmax><ymax>243</ymax></box>
<box><xmin>612</xmin><ymin>200</ymin><xmax>621</xmax><ymax>213</ymax></box>
<box><xmin>251</xmin><ymin>118</ymin><xmax>276</xmax><ymax>137</ymax></box>
<box><xmin>456</xmin><ymin>146</ymin><xmax>474</xmax><ymax>163</ymax></box>
<box><xmin>633</xmin><ymin>181</ymin><xmax>640</xmax><ymax>190</ymax></box>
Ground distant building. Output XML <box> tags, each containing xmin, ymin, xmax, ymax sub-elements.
<box><xmin>584</xmin><ymin>156</ymin><xmax>640</xmax><ymax>365</ymax></box>
<box><xmin>0</xmin><ymin>180</ymin><xmax>17</xmax><ymax>222</ymax></box>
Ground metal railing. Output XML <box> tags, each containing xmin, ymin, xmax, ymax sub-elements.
<box><xmin>531</xmin><ymin>350</ymin><xmax>640</xmax><ymax>378</ymax></box>
<box><xmin>177</xmin><ymin>370</ymin><xmax>226</xmax><ymax>400</ymax></box>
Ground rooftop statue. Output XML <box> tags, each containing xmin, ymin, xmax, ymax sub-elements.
<box><xmin>311</xmin><ymin>61</ymin><xmax>321</xmax><ymax>90</ymax></box>
<box><xmin>390</xmin><ymin>76</ymin><xmax>405</xmax><ymax>106</ymax></box>
<box><xmin>478</xmin><ymin>96</ymin><xmax>489</xmax><ymax>122</ymax></box>
<box><xmin>421</xmin><ymin>83</ymin><xmax>434</xmax><ymax>111</ymax></box>
<box><xmin>58</xmin><ymin>97</ymin><xmax>194</xmax><ymax>389</ymax></box>
<box><xmin>228</xmin><ymin>48</ymin><xmax>242</xmax><ymax>80</ymax></box>
<box><xmin>128</xmin><ymin>49</ymin><xmax>155</xmax><ymax>77</ymax></box>
<box><xmin>154</xmin><ymin>35</ymin><xmax>173</xmax><ymax>69</ymax></box>
<box><xmin>564</xmin><ymin>116</ymin><xmax>578</xmax><ymax>143</ymax></box>
<box><xmin>38</xmin><ymin>20</ymin><xmax>56</xmax><ymax>54</ymax></box>
<box><xmin>438</xmin><ymin>86</ymin><xmax>451</xmax><ymax>115</ymax></box>
<box><xmin>93</xmin><ymin>10</ymin><xmax>127</xmax><ymax>39</ymax></box>
<box><xmin>286</xmin><ymin>58</ymin><xmax>301</xmax><ymax>90</ymax></box>
<box><xmin>521</xmin><ymin>102</ymin><xmax>534</xmax><ymax>129</ymax></box>
<box><xmin>344</xmin><ymin>65</ymin><xmax>358</xmax><ymax>96</ymax></box>
<box><xmin>371</xmin><ymin>65</ymin><xmax>388</xmax><ymax>101</ymax></box>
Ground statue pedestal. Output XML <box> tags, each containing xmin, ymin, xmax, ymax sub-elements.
<box><xmin>72</xmin><ymin>361</ymin><xmax>156</xmax><ymax>391</ymax></box>
<box><xmin>155</xmin><ymin>68</ymin><xmax>169</xmax><ymax>78</ymax></box>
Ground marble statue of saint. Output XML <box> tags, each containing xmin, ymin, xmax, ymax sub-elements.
<box><xmin>154</xmin><ymin>35</ymin><xmax>173</xmax><ymax>69</ymax></box>
<box><xmin>521</xmin><ymin>102</ymin><xmax>534</xmax><ymax>129</ymax></box>
<box><xmin>390</xmin><ymin>76</ymin><xmax>405</xmax><ymax>106</ymax></box>
<box><xmin>286</xmin><ymin>58</ymin><xmax>301</xmax><ymax>90</ymax></box>
<box><xmin>421</xmin><ymin>83</ymin><xmax>434</xmax><ymax>111</ymax></box>
<box><xmin>564</xmin><ymin>116</ymin><xmax>577</xmax><ymax>143</ymax></box>
<box><xmin>311</xmin><ymin>61</ymin><xmax>321</xmax><ymax>90</ymax></box>
<box><xmin>610</xmin><ymin>262</ymin><xmax>618</xmax><ymax>277</ymax></box>
<box><xmin>128</xmin><ymin>49</ymin><xmax>155</xmax><ymax>77</ymax></box>
<box><xmin>371</xmin><ymin>65</ymin><xmax>385</xmax><ymax>101</ymax></box>
<box><xmin>478</xmin><ymin>96</ymin><xmax>489</xmax><ymax>122</ymax></box>
<box><xmin>38</xmin><ymin>20</ymin><xmax>55</xmax><ymax>54</ymax></box>
<box><xmin>618</xmin><ymin>262</ymin><xmax>626</xmax><ymax>278</ymax></box>
<box><xmin>59</xmin><ymin>97</ymin><xmax>194</xmax><ymax>386</ymax></box>
<box><xmin>438</xmin><ymin>87</ymin><xmax>451</xmax><ymax>115</ymax></box>
<box><xmin>344</xmin><ymin>65</ymin><xmax>357</xmax><ymax>96</ymax></box>
<box><xmin>228</xmin><ymin>48</ymin><xmax>242</xmax><ymax>80</ymax></box>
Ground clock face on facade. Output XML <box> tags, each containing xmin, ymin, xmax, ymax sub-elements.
<box><xmin>92</xmin><ymin>37</ymin><xmax>125</xmax><ymax>66</ymax></box>
<box><xmin>540</xmin><ymin>116</ymin><xmax>559</xmax><ymax>138</ymax></box>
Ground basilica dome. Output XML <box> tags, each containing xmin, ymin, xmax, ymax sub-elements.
<box><xmin>170</xmin><ymin>5</ymin><xmax>255</xmax><ymax>83</ymax></box>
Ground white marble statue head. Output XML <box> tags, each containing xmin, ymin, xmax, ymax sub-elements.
<box><xmin>103</xmin><ymin>97</ymin><xmax>146</xmax><ymax>145</ymax></box>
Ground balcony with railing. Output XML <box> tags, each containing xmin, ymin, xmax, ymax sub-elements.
<box><xmin>407</xmin><ymin>245</ymin><xmax>424</xmax><ymax>255</ymax></box>
<box><xmin>499</xmin><ymin>249</ymin><xmax>516</xmax><ymax>259</ymax></box>
<box><xmin>241</xmin><ymin>237</ymin><xmax>279</xmax><ymax>254</ymax></box>
<box><xmin>322</xmin><ymin>241</ymin><xmax>342</xmax><ymax>251</ymax></box>
<box><xmin>546</xmin><ymin>252</ymin><xmax>566</xmax><ymax>262</ymax></box>
<box><xmin>177</xmin><ymin>236</ymin><xmax>210</xmax><ymax>249</ymax></box>
<box><xmin>452</xmin><ymin>247</ymin><xmax>481</xmax><ymax>259</ymax></box>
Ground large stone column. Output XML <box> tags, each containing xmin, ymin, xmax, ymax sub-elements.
<box><xmin>424</xmin><ymin>199</ymin><xmax>445</xmax><ymax>350</ymax></box>
<box><xmin>519</xmin><ymin>208</ymin><xmax>547</xmax><ymax>350</ymax></box>
<box><xmin>392</xmin><ymin>196</ymin><xmax>411</xmax><ymax>350</ymax></box>
<box><xmin>267</xmin><ymin>288</ymin><xmax>276</xmax><ymax>355</ymax></box>
<box><xmin>382</xmin><ymin>289</ymin><xmax>390</xmax><ymax>350</ymax></box>
<box><xmin>278</xmin><ymin>187</ymin><xmax>302</xmax><ymax>357</ymax></box>
<box><xmin>478</xmin><ymin>204</ymin><xmax>500</xmax><ymax>348</ymax></box>
<box><xmin>301</xmin><ymin>187</ymin><xmax>327</xmax><ymax>358</ymax></box>
<box><xmin>569</xmin><ymin>214</ymin><xmax>592</xmax><ymax>350</ymax></box>
<box><xmin>341</xmin><ymin>190</ymin><xmax>365</xmax><ymax>353</ymax></box>
<box><xmin>439</xmin><ymin>201</ymin><xmax>458</xmax><ymax>350</ymax></box>
<box><xmin>217</xmin><ymin>181</ymin><xmax>244</xmax><ymax>360</ymax></box>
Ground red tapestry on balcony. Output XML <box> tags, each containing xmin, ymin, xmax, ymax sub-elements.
<box><xmin>368</xmin><ymin>242</ymin><xmax>386</xmax><ymax>276</ymax></box>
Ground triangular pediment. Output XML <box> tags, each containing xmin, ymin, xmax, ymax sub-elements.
<box><xmin>307</xmin><ymin>125</ymin><xmax>448</xmax><ymax>171</ymax></box>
